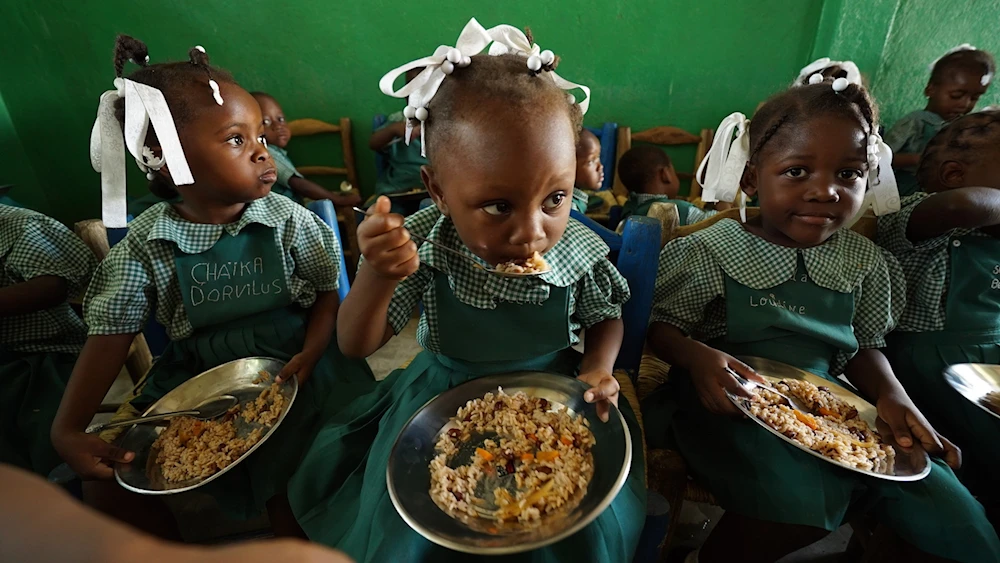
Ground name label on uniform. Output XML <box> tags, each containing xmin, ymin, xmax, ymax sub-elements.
<box><xmin>749</xmin><ymin>293</ymin><xmax>807</xmax><ymax>315</ymax></box>
<box><xmin>992</xmin><ymin>265</ymin><xmax>1000</xmax><ymax>289</ymax></box>
<box><xmin>188</xmin><ymin>257</ymin><xmax>283</xmax><ymax>306</ymax></box>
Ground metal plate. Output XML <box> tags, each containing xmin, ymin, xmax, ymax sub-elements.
<box><xmin>114</xmin><ymin>357</ymin><xmax>296</xmax><ymax>495</ymax></box>
<box><xmin>945</xmin><ymin>363</ymin><xmax>1000</xmax><ymax>422</ymax></box>
<box><xmin>726</xmin><ymin>356</ymin><xmax>930</xmax><ymax>482</ymax></box>
<box><xmin>387</xmin><ymin>372</ymin><xmax>632</xmax><ymax>555</ymax></box>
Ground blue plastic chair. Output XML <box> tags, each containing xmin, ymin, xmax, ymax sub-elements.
<box><xmin>571</xmin><ymin>209</ymin><xmax>659</xmax><ymax>377</ymax></box>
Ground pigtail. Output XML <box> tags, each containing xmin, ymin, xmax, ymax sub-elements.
<box><xmin>189</xmin><ymin>46</ymin><xmax>224</xmax><ymax>105</ymax></box>
<box><xmin>113</xmin><ymin>35</ymin><xmax>149</xmax><ymax>78</ymax></box>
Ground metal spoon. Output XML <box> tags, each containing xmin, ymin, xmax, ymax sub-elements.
<box><xmin>352</xmin><ymin>207</ymin><xmax>549</xmax><ymax>278</ymax></box>
<box><xmin>85</xmin><ymin>395</ymin><xmax>239</xmax><ymax>434</ymax></box>
<box><xmin>726</xmin><ymin>368</ymin><xmax>811</xmax><ymax>413</ymax></box>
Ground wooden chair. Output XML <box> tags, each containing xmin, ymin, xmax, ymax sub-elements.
<box><xmin>612</xmin><ymin>126</ymin><xmax>714</xmax><ymax>202</ymax></box>
<box><xmin>72</xmin><ymin>220</ymin><xmax>154</xmax><ymax>388</ymax></box>
<box><xmin>641</xmin><ymin>210</ymin><xmax>880</xmax><ymax>558</ymax></box>
<box><xmin>287</xmin><ymin>117</ymin><xmax>361</xmax><ymax>276</ymax></box>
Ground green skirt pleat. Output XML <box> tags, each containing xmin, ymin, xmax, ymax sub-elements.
<box><xmin>0</xmin><ymin>350</ymin><xmax>74</xmax><ymax>475</ymax></box>
<box><xmin>132</xmin><ymin>306</ymin><xmax>375</xmax><ymax>519</ymax></box>
<box><xmin>885</xmin><ymin>335</ymin><xmax>1000</xmax><ymax>504</ymax></box>
<box><xmin>642</xmin><ymin>367</ymin><xmax>1000</xmax><ymax>563</ymax></box>
<box><xmin>288</xmin><ymin>349</ymin><xmax>646</xmax><ymax>563</ymax></box>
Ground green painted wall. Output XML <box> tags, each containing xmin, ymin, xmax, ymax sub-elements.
<box><xmin>0</xmin><ymin>88</ymin><xmax>47</xmax><ymax>211</ymax></box>
<box><xmin>0</xmin><ymin>0</ymin><xmax>824</xmax><ymax>223</ymax></box>
<box><xmin>872</xmin><ymin>0</ymin><xmax>1000</xmax><ymax>126</ymax></box>
<box><xmin>809</xmin><ymin>0</ymin><xmax>901</xmax><ymax>88</ymax></box>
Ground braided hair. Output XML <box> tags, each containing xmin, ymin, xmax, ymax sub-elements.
<box><xmin>111</xmin><ymin>35</ymin><xmax>236</xmax><ymax>198</ymax></box>
<box><xmin>916</xmin><ymin>109</ymin><xmax>1000</xmax><ymax>191</ymax></box>
<box><xmin>422</xmin><ymin>33</ymin><xmax>582</xmax><ymax>162</ymax></box>
<box><xmin>930</xmin><ymin>49</ymin><xmax>995</xmax><ymax>85</ymax></box>
<box><xmin>749</xmin><ymin>82</ymin><xmax>878</xmax><ymax>166</ymax></box>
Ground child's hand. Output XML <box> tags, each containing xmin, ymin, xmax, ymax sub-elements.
<box><xmin>51</xmin><ymin>429</ymin><xmax>135</xmax><ymax>480</ymax></box>
<box><xmin>277</xmin><ymin>348</ymin><xmax>322</xmax><ymax>385</ymax></box>
<box><xmin>578</xmin><ymin>370</ymin><xmax>619</xmax><ymax>423</ymax></box>
<box><xmin>688</xmin><ymin>345</ymin><xmax>767</xmax><ymax>416</ymax></box>
<box><xmin>358</xmin><ymin>196</ymin><xmax>419</xmax><ymax>280</ymax></box>
<box><xmin>876</xmin><ymin>393</ymin><xmax>962</xmax><ymax>469</ymax></box>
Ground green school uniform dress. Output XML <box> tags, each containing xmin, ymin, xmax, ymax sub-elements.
<box><xmin>288</xmin><ymin>206</ymin><xmax>647</xmax><ymax>563</ymax></box>
<box><xmin>267</xmin><ymin>145</ymin><xmax>305</xmax><ymax>204</ymax></box>
<box><xmin>642</xmin><ymin>219</ymin><xmax>999</xmax><ymax>563</ymax></box>
<box><xmin>884</xmin><ymin>110</ymin><xmax>947</xmax><ymax>198</ymax></box>
<box><xmin>0</xmin><ymin>205</ymin><xmax>96</xmax><ymax>475</ymax></box>
<box><xmin>84</xmin><ymin>193</ymin><xmax>374</xmax><ymax>518</ymax></box>
<box><xmin>571</xmin><ymin>187</ymin><xmax>590</xmax><ymax>214</ymax></box>
<box><xmin>620</xmin><ymin>193</ymin><xmax>716</xmax><ymax>226</ymax></box>
<box><xmin>374</xmin><ymin>112</ymin><xmax>427</xmax><ymax>197</ymax></box>
<box><xmin>878</xmin><ymin>192</ymin><xmax>1000</xmax><ymax>505</ymax></box>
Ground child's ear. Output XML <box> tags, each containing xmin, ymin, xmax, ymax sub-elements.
<box><xmin>660</xmin><ymin>166</ymin><xmax>673</xmax><ymax>185</ymax></box>
<box><xmin>421</xmin><ymin>165</ymin><xmax>448</xmax><ymax>215</ymax></box>
<box><xmin>924</xmin><ymin>83</ymin><xmax>934</xmax><ymax>98</ymax></box>
<box><xmin>739</xmin><ymin>164</ymin><xmax>758</xmax><ymax>198</ymax></box>
<box><xmin>939</xmin><ymin>160</ymin><xmax>965</xmax><ymax>189</ymax></box>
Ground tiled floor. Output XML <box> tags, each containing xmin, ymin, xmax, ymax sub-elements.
<box><xmin>97</xmin><ymin>320</ymin><xmax>852</xmax><ymax>559</ymax></box>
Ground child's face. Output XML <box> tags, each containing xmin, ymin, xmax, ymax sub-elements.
<box><xmin>423</xmin><ymin>102</ymin><xmax>576</xmax><ymax>266</ymax></box>
<box><xmin>925</xmin><ymin>70</ymin><xmax>990</xmax><ymax>121</ymax></box>
<box><xmin>575</xmin><ymin>134</ymin><xmax>604</xmax><ymax>190</ymax></box>
<box><xmin>172</xmin><ymin>83</ymin><xmax>275</xmax><ymax>204</ymax></box>
<box><xmin>744</xmin><ymin>114</ymin><xmax>867</xmax><ymax>247</ymax></box>
<box><xmin>255</xmin><ymin>95</ymin><xmax>291</xmax><ymax>148</ymax></box>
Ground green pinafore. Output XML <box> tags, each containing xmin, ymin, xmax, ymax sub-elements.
<box><xmin>643</xmin><ymin>255</ymin><xmax>999</xmax><ymax>562</ymax></box>
<box><xmin>886</xmin><ymin>234</ymin><xmax>1000</xmax><ymax>504</ymax></box>
<box><xmin>289</xmin><ymin>273</ymin><xmax>646</xmax><ymax>563</ymax></box>
<box><xmin>622</xmin><ymin>196</ymin><xmax>700</xmax><ymax>226</ymax></box>
<box><xmin>131</xmin><ymin>223</ymin><xmax>375</xmax><ymax>518</ymax></box>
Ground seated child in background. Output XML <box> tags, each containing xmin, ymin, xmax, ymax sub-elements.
<box><xmin>643</xmin><ymin>81</ymin><xmax>999</xmax><ymax>563</ymax></box>
<box><xmin>878</xmin><ymin>109</ymin><xmax>1000</xmax><ymax>519</ymax></box>
<box><xmin>369</xmin><ymin>68</ymin><xmax>428</xmax><ymax>213</ymax></box>
<box><xmin>287</xmin><ymin>20</ymin><xmax>645</xmax><ymax>563</ymax></box>
<box><xmin>618</xmin><ymin>145</ymin><xmax>715</xmax><ymax>226</ymax></box>
<box><xmin>572</xmin><ymin>129</ymin><xmax>603</xmax><ymax>213</ymax></box>
<box><xmin>0</xmin><ymin>204</ymin><xmax>96</xmax><ymax>476</ymax></box>
<box><xmin>885</xmin><ymin>44</ymin><xmax>995</xmax><ymax>197</ymax></box>
<box><xmin>252</xmin><ymin>92</ymin><xmax>361</xmax><ymax>207</ymax></box>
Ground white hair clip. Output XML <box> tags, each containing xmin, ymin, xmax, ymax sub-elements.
<box><xmin>865</xmin><ymin>132</ymin><xmax>900</xmax><ymax>216</ymax></box>
<box><xmin>696</xmin><ymin>112</ymin><xmax>751</xmax><ymax>221</ymax></box>
<box><xmin>139</xmin><ymin>146</ymin><xmax>164</xmax><ymax>181</ymax></box>
<box><xmin>379</xmin><ymin>18</ymin><xmax>591</xmax><ymax>157</ymax></box>
<box><xmin>208</xmin><ymin>79</ymin><xmax>224</xmax><ymax>105</ymax></box>
<box><xmin>832</xmin><ymin>77</ymin><xmax>850</xmax><ymax>92</ymax></box>
<box><xmin>89</xmin><ymin>77</ymin><xmax>194</xmax><ymax>227</ymax></box>
<box><xmin>928</xmin><ymin>43</ymin><xmax>977</xmax><ymax>72</ymax></box>
<box><xmin>796</xmin><ymin>57</ymin><xmax>862</xmax><ymax>87</ymax></box>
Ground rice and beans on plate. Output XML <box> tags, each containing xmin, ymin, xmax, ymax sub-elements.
<box><xmin>430</xmin><ymin>389</ymin><xmax>595</xmax><ymax>527</ymax></box>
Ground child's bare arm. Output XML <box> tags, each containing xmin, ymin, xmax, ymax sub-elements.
<box><xmin>908</xmin><ymin>187</ymin><xmax>1000</xmax><ymax>241</ymax></box>
<box><xmin>578</xmin><ymin>318</ymin><xmax>623</xmax><ymax>423</ymax></box>
<box><xmin>368</xmin><ymin>121</ymin><xmax>406</xmax><ymax>151</ymax></box>
<box><xmin>892</xmin><ymin>153</ymin><xmax>922</xmax><ymax>169</ymax></box>
<box><xmin>277</xmin><ymin>291</ymin><xmax>338</xmax><ymax>384</ymax></box>
<box><xmin>0</xmin><ymin>276</ymin><xmax>68</xmax><ymax>316</ymax></box>
<box><xmin>337</xmin><ymin>197</ymin><xmax>418</xmax><ymax>357</ymax></box>
<box><xmin>844</xmin><ymin>349</ymin><xmax>961</xmax><ymax>468</ymax></box>
<box><xmin>51</xmin><ymin>333</ymin><xmax>137</xmax><ymax>479</ymax></box>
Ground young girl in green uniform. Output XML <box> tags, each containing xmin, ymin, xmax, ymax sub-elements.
<box><xmin>885</xmin><ymin>45</ymin><xmax>995</xmax><ymax>198</ymax></box>
<box><xmin>51</xmin><ymin>36</ymin><xmax>374</xmax><ymax>527</ymax></box>
<box><xmin>618</xmin><ymin>145</ymin><xmax>716</xmax><ymax>226</ymax></box>
<box><xmin>287</xmin><ymin>18</ymin><xmax>645</xmax><ymax>562</ymax></box>
<box><xmin>1</xmin><ymin>205</ymin><xmax>96</xmax><ymax>475</ymax></box>
<box><xmin>879</xmin><ymin>109</ymin><xmax>1000</xmax><ymax>519</ymax></box>
<box><xmin>643</xmin><ymin>81</ymin><xmax>999</xmax><ymax>562</ymax></box>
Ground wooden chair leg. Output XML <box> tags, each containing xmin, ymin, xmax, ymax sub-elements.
<box><xmin>335</xmin><ymin>203</ymin><xmax>361</xmax><ymax>280</ymax></box>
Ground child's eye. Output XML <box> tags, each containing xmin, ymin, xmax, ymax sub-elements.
<box><xmin>782</xmin><ymin>167</ymin><xmax>807</xmax><ymax>178</ymax></box>
<box><xmin>950</xmin><ymin>92</ymin><xmax>966</xmax><ymax>99</ymax></box>
<box><xmin>277</xmin><ymin>116</ymin><xmax>286</xmax><ymax>123</ymax></box>
<box><xmin>226</xmin><ymin>135</ymin><xmax>244</xmax><ymax>147</ymax></box>
<box><xmin>483</xmin><ymin>202</ymin><xmax>512</xmax><ymax>216</ymax></box>
<box><xmin>838</xmin><ymin>169</ymin><xmax>863</xmax><ymax>181</ymax></box>
<box><xmin>263</xmin><ymin>118</ymin><xmax>272</xmax><ymax>126</ymax></box>
<box><xmin>543</xmin><ymin>193</ymin><xmax>566</xmax><ymax>210</ymax></box>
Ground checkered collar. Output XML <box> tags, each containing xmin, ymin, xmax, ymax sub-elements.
<box><xmin>146</xmin><ymin>193</ymin><xmax>293</xmax><ymax>255</ymax></box>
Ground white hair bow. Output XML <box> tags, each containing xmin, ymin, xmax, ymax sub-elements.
<box><xmin>378</xmin><ymin>18</ymin><xmax>590</xmax><ymax>157</ymax></box>
<box><xmin>89</xmin><ymin>78</ymin><xmax>193</xmax><ymax>228</ymax></box>
<box><xmin>866</xmin><ymin>132</ymin><xmax>900</xmax><ymax>216</ymax></box>
<box><xmin>696</xmin><ymin>112</ymin><xmax>750</xmax><ymax>209</ymax></box>
<box><xmin>796</xmin><ymin>57</ymin><xmax>862</xmax><ymax>87</ymax></box>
